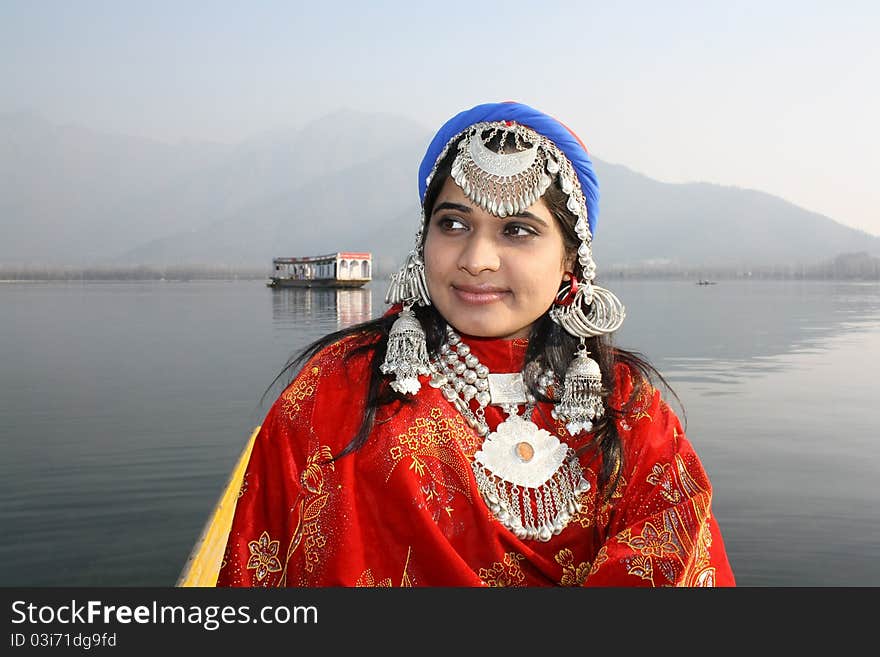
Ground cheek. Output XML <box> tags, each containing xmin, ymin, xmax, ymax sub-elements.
<box><xmin>517</xmin><ymin>249</ymin><xmax>565</xmax><ymax>293</ymax></box>
<box><xmin>422</xmin><ymin>236</ymin><xmax>447</xmax><ymax>286</ymax></box>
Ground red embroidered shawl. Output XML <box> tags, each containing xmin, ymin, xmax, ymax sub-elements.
<box><xmin>217</xmin><ymin>334</ymin><xmax>735</xmax><ymax>587</ymax></box>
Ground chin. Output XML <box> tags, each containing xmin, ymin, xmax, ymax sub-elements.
<box><xmin>444</xmin><ymin>314</ymin><xmax>525</xmax><ymax>340</ymax></box>
<box><xmin>442</xmin><ymin>314</ymin><xmax>494</xmax><ymax>337</ymax></box>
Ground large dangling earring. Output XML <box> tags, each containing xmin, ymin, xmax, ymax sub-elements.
<box><xmin>379</xmin><ymin>303</ymin><xmax>431</xmax><ymax>395</ymax></box>
<box><xmin>380</xmin><ymin>219</ymin><xmax>432</xmax><ymax>395</ymax></box>
<box><xmin>549</xmin><ymin>240</ymin><xmax>625</xmax><ymax>434</ymax></box>
<box><xmin>552</xmin><ymin>339</ymin><xmax>605</xmax><ymax>435</ymax></box>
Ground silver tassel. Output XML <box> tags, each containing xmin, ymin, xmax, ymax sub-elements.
<box><xmin>384</xmin><ymin>249</ymin><xmax>431</xmax><ymax>308</ymax></box>
<box><xmin>379</xmin><ymin>305</ymin><xmax>430</xmax><ymax>395</ymax></box>
<box><xmin>552</xmin><ymin>345</ymin><xmax>605</xmax><ymax>435</ymax></box>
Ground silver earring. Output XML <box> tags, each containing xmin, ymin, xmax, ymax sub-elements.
<box><xmin>548</xmin><ymin>236</ymin><xmax>625</xmax><ymax>434</ymax></box>
<box><xmin>379</xmin><ymin>303</ymin><xmax>431</xmax><ymax>395</ymax></box>
<box><xmin>381</xmin><ymin>212</ymin><xmax>433</xmax><ymax>395</ymax></box>
<box><xmin>384</xmin><ymin>214</ymin><xmax>432</xmax><ymax>308</ymax></box>
<box><xmin>552</xmin><ymin>339</ymin><xmax>605</xmax><ymax>435</ymax></box>
<box><xmin>549</xmin><ymin>283</ymin><xmax>625</xmax><ymax>338</ymax></box>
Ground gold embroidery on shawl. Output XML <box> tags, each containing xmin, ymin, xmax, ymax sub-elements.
<box><xmin>571</xmin><ymin>467</ymin><xmax>599</xmax><ymax>529</ymax></box>
<box><xmin>279</xmin><ymin>365</ymin><xmax>319</xmax><ymax>420</ymax></box>
<box><xmin>387</xmin><ymin>407</ymin><xmax>476</xmax><ymax>519</ymax></box>
<box><xmin>631</xmin><ymin>384</ymin><xmax>654</xmax><ymax>422</ymax></box>
<box><xmin>400</xmin><ymin>546</ymin><xmax>414</xmax><ymax>587</ymax></box>
<box><xmin>356</xmin><ymin>569</ymin><xmax>392</xmax><ymax>587</ymax></box>
<box><xmin>572</xmin><ymin>463</ymin><xmax>624</xmax><ymax>530</ymax></box>
<box><xmin>356</xmin><ymin>546</ymin><xmax>414</xmax><ymax>587</ymax></box>
<box><xmin>327</xmin><ymin>340</ymin><xmax>352</xmax><ymax>358</ymax></box>
<box><xmin>615</xmin><ymin>453</ymin><xmax>719</xmax><ymax>587</ymax></box>
<box><xmin>553</xmin><ymin>416</ymin><xmax>569</xmax><ymax>438</ymax></box>
<box><xmin>675</xmin><ymin>453</ymin><xmax>708</xmax><ymax>506</ymax></box>
<box><xmin>670</xmin><ymin>454</ymin><xmax>717</xmax><ymax>587</ymax></box>
<box><xmin>626</xmin><ymin>555</ymin><xmax>655</xmax><ymax>584</ymax></box>
<box><xmin>480</xmin><ymin>552</ymin><xmax>527</xmax><ymax>587</ymax></box>
<box><xmin>237</xmin><ymin>471</ymin><xmax>250</xmax><ymax>499</ymax></box>
<box><xmin>612</xmin><ymin>475</ymin><xmax>626</xmax><ymax>499</ymax></box>
<box><xmin>555</xmin><ymin>548</ymin><xmax>591</xmax><ymax>586</ymax></box>
<box><xmin>246</xmin><ymin>531</ymin><xmax>283</xmax><ymax>582</ymax></box>
<box><xmin>589</xmin><ymin>546</ymin><xmax>609</xmax><ymax>576</ymax></box>
<box><xmin>617</xmin><ymin>522</ymin><xmax>680</xmax><ymax>585</ymax></box>
<box><xmin>682</xmin><ymin>518</ymin><xmax>717</xmax><ymax>587</ymax></box>
<box><xmin>646</xmin><ymin>462</ymin><xmax>682</xmax><ymax>504</ymax></box>
<box><xmin>619</xmin><ymin>522</ymin><xmax>680</xmax><ymax>559</ymax></box>
<box><xmin>279</xmin><ymin>445</ymin><xmax>336</xmax><ymax>585</ymax></box>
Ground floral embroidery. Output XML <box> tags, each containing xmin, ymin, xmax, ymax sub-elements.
<box><xmin>589</xmin><ymin>546</ymin><xmax>609</xmax><ymax>576</ymax></box>
<box><xmin>555</xmin><ymin>548</ymin><xmax>591</xmax><ymax>586</ymax></box>
<box><xmin>278</xmin><ymin>445</ymin><xmax>336</xmax><ymax>584</ymax></box>
<box><xmin>626</xmin><ymin>555</ymin><xmax>654</xmax><ymax>583</ymax></box>
<box><xmin>297</xmin><ymin>447</ymin><xmax>335</xmax><ymax>574</ymax></box>
<box><xmin>279</xmin><ymin>366</ymin><xmax>319</xmax><ymax>420</ymax></box>
<box><xmin>301</xmin><ymin>445</ymin><xmax>334</xmax><ymax>494</ymax></box>
<box><xmin>620</xmin><ymin>522</ymin><xmax>680</xmax><ymax>559</ymax></box>
<box><xmin>681</xmin><ymin>512</ymin><xmax>716</xmax><ymax>587</ymax></box>
<box><xmin>480</xmin><ymin>552</ymin><xmax>527</xmax><ymax>587</ymax></box>
<box><xmin>356</xmin><ymin>547</ymin><xmax>415</xmax><ymax>587</ymax></box>
<box><xmin>246</xmin><ymin>531</ymin><xmax>283</xmax><ymax>582</ymax></box>
<box><xmin>356</xmin><ymin>569</ymin><xmax>392</xmax><ymax>587</ymax></box>
<box><xmin>387</xmin><ymin>407</ymin><xmax>476</xmax><ymax>521</ymax></box>
<box><xmin>572</xmin><ymin>467</ymin><xmax>623</xmax><ymax>531</ymax></box>
<box><xmin>646</xmin><ymin>462</ymin><xmax>682</xmax><ymax>504</ymax></box>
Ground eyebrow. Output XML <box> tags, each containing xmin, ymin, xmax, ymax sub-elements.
<box><xmin>432</xmin><ymin>201</ymin><xmax>550</xmax><ymax>227</ymax></box>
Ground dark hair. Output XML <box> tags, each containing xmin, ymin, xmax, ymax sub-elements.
<box><xmin>263</xmin><ymin>137</ymin><xmax>683</xmax><ymax>503</ymax></box>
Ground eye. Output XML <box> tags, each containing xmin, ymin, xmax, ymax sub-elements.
<box><xmin>436</xmin><ymin>216</ymin><xmax>468</xmax><ymax>232</ymax></box>
<box><xmin>504</xmin><ymin>222</ymin><xmax>539</xmax><ymax>238</ymax></box>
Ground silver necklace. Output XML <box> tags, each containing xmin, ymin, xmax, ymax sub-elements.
<box><xmin>428</xmin><ymin>327</ymin><xmax>590</xmax><ymax>542</ymax></box>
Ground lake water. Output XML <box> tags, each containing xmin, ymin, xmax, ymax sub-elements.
<box><xmin>1</xmin><ymin>279</ymin><xmax>878</xmax><ymax>586</ymax></box>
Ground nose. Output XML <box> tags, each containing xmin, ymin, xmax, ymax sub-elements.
<box><xmin>458</xmin><ymin>232</ymin><xmax>501</xmax><ymax>276</ymax></box>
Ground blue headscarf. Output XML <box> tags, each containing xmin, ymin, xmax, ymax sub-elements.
<box><xmin>419</xmin><ymin>101</ymin><xmax>600</xmax><ymax>237</ymax></box>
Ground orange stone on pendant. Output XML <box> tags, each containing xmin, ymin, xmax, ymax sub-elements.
<box><xmin>515</xmin><ymin>441</ymin><xmax>534</xmax><ymax>462</ymax></box>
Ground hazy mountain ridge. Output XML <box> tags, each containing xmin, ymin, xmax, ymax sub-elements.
<box><xmin>0</xmin><ymin>111</ymin><xmax>236</xmax><ymax>261</ymax></box>
<box><xmin>594</xmin><ymin>160</ymin><xmax>880</xmax><ymax>268</ymax></box>
<box><xmin>1</xmin><ymin>110</ymin><xmax>877</xmax><ymax>272</ymax></box>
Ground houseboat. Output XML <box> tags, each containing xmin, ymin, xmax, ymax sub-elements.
<box><xmin>267</xmin><ymin>252</ymin><xmax>371</xmax><ymax>288</ymax></box>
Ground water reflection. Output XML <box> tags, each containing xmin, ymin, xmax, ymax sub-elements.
<box><xmin>271</xmin><ymin>286</ymin><xmax>374</xmax><ymax>331</ymax></box>
<box><xmin>608</xmin><ymin>280</ymin><xmax>880</xmax><ymax>385</ymax></box>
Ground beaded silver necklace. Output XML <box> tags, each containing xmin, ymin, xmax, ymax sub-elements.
<box><xmin>428</xmin><ymin>327</ymin><xmax>590</xmax><ymax>542</ymax></box>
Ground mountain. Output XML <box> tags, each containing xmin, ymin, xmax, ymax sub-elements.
<box><xmin>593</xmin><ymin>160</ymin><xmax>880</xmax><ymax>269</ymax></box>
<box><xmin>1</xmin><ymin>110</ymin><xmax>877</xmax><ymax>273</ymax></box>
<box><xmin>0</xmin><ymin>110</ymin><xmax>233</xmax><ymax>263</ymax></box>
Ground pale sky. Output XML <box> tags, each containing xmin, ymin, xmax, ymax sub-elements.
<box><xmin>2</xmin><ymin>0</ymin><xmax>878</xmax><ymax>235</ymax></box>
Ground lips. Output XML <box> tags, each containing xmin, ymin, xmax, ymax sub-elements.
<box><xmin>452</xmin><ymin>284</ymin><xmax>510</xmax><ymax>305</ymax></box>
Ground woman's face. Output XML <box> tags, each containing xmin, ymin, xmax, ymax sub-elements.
<box><xmin>423</xmin><ymin>176</ymin><xmax>572</xmax><ymax>340</ymax></box>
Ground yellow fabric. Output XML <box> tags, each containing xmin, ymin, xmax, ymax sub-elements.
<box><xmin>176</xmin><ymin>426</ymin><xmax>260</xmax><ymax>587</ymax></box>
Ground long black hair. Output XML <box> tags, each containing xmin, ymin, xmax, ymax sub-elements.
<box><xmin>262</xmin><ymin>138</ymin><xmax>683</xmax><ymax>501</ymax></box>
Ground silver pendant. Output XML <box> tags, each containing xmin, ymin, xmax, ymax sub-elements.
<box><xmin>473</xmin><ymin>414</ymin><xmax>590</xmax><ymax>542</ymax></box>
<box><xmin>474</xmin><ymin>415</ymin><xmax>567</xmax><ymax>488</ymax></box>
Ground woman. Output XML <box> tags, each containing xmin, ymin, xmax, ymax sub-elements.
<box><xmin>216</xmin><ymin>101</ymin><xmax>735</xmax><ymax>587</ymax></box>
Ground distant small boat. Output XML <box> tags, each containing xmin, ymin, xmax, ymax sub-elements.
<box><xmin>267</xmin><ymin>252</ymin><xmax>372</xmax><ymax>289</ymax></box>
<box><xmin>696</xmin><ymin>279</ymin><xmax>717</xmax><ymax>285</ymax></box>
<box><xmin>177</xmin><ymin>426</ymin><xmax>259</xmax><ymax>587</ymax></box>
